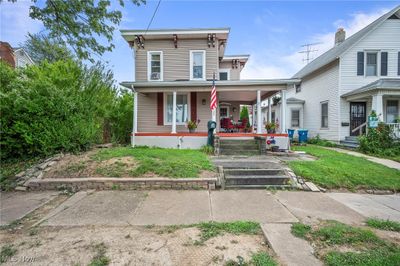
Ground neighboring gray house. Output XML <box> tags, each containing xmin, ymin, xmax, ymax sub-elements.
<box><xmin>265</xmin><ymin>5</ymin><xmax>400</xmax><ymax>144</ymax></box>
<box><xmin>12</xmin><ymin>47</ymin><xmax>34</xmax><ymax>68</ymax></box>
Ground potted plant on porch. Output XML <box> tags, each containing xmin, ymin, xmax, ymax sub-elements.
<box><xmin>265</xmin><ymin>122</ymin><xmax>276</xmax><ymax>134</ymax></box>
<box><xmin>186</xmin><ymin>119</ymin><xmax>200</xmax><ymax>133</ymax></box>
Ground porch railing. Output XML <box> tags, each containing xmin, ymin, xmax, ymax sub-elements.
<box><xmin>387</xmin><ymin>123</ymin><xmax>400</xmax><ymax>139</ymax></box>
<box><xmin>351</xmin><ymin>122</ymin><xmax>367</xmax><ymax>136</ymax></box>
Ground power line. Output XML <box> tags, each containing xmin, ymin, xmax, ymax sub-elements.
<box><xmin>299</xmin><ymin>42</ymin><xmax>321</xmax><ymax>64</ymax></box>
<box><xmin>145</xmin><ymin>0</ymin><xmax>162</xmax><ymax>36</ymax></box>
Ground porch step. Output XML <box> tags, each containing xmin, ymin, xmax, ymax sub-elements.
<box><xmin>340</xmin><ymin>140</ymin><xmax>359</xmax><ymax>149</ymax></box>
<box><xmin>345</xmin><ymin>136</ymin><xmax>359</xmax><ymax>142</ymax></box>
<box><xmin>219</xmin><ymin>138</ymin><xmax>260</xmax><ymax>156</ymax></box>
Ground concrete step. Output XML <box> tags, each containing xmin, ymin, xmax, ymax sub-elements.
<box><xmin>220</xmin><ymin>143</ymin><xmax>259</xmax><ymax>149</ymax></box>
<box><xmin>345</xmin><ymin>136</ymin><xmax>359</xmax><ymax>142</ymax></box>
<box><xmin>225</xmin><ymin>184</ymin><xmax>292</xmax><ymax>189</ymax></box>
<box><xmin>340</xmin><ymin>140</ymin><xmax>359</xmax><ymax>149</ymax></box>
<box><xmin>220</xmin><ymin>139</ymin><xmax>257</xmax><ymax>145</ymax></box>
<box><xmin>219</xmin><ymin>149</ymin><xmax>260</xmax><ymax>155</ymax></box>
<box><xmin>224</xmin><ymin>168</ymin><xmax>286</xmax><ymax>176</ymax></box>
<box><xmin>225</xmin><ymin>175</ymin><xmax>290</xmax><ymax>186</ymax></box>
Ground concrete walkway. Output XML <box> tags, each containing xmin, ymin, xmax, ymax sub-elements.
<box><xmin>2</xmin><ymin>190</ymin><xmax>399</xmax><ymax>266</ymax></box>
<box><xmin>325</xmin><ymin>147</ymin><xmax>400</xmax><ymax>170</ymax></box>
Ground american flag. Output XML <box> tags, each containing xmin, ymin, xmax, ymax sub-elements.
<box><xmin>210</xmin><ymin>76</ymin><xmax>217</xmax><ymax>111</ymax></box>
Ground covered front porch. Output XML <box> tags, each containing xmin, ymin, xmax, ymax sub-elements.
<box><xmin>122</xmin><ymin>79</ymin><xmax>299</xmax><ymax>149</ymax></box>
<box><xmin>342</xmin><ymin>79</ymin><xmax>400</xmax><ymax>138</ymax></box>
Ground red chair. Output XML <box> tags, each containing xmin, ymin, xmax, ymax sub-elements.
<box><xmin>235</xmin><ymin>118</ymin><xmax>248</xmax><ymax>132</ymax></box>
<box><xmin>220</xmin><ymin>118</ymin><xmax>235</xmax><ymax>132</ymax></box>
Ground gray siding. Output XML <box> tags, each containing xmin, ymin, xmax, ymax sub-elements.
<box><xmin>218</xmin><ymin>61</ymin><xmax>241</xmax><ymax>80</ymax></box>
<box><xmin>135</xmin><ymin>39</ymin><xmax>219</xmax><ymax>82</ymax></box>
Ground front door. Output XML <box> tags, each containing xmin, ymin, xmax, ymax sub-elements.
<box><xmin>350</xmin><ymin>102</ymin><xmax>367</xmax><ymax>136</ymax></box>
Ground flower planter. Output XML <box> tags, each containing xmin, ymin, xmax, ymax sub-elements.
<box><xmin>189</xmin><ymin>128</ymin><xmax>196</xmax><ymax>133</ymax></box>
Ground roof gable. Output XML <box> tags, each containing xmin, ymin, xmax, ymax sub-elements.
<box><xmin>293</xmin><ymin>5</ymin><xmax>400</xmax><ymax>79</ymax></box>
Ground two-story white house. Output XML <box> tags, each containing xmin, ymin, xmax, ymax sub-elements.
<box><xmin>265</xmin><ymin>5</ymin><xmax>400</xmax><ymax>145</ymax></box>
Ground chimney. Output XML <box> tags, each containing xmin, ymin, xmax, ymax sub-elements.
<box><xmin>335</xmin><ymin>28</ymin><xmax>346</xmax><ymax>46</ymax></box>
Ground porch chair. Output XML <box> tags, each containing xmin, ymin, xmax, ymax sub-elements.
<box><xmin>220</xmin><ymin>118</ymin><xmax>235</xmax><ymax>132</ymax></box>
<box><xmin>235</xmin><ymin>118</ymin><xmax>248</xmax><ymax>132</ymax></box>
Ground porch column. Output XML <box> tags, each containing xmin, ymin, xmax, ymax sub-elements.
<box><xmin>257</xmin><ymin>90</ymin><xmax>262</xmax><ymax>134</ymax></box>
<box><xmin>252</xmin><ymin>104</ymin><xmax>256</xmax><ymax>130</ymax></box>
<box><xmin>131</xmin><ymin>90</ymin><xmax>138</xmax><ymax>147</ymax></box>
<box><xmin>172</xmin><ymin>91</ymin><xmax>177</xmax><ymax>133</ymax></box>
<box><xmin>280</xmin><ymin>90</ymin><xmax>287</xmax><ymax>133</ymax></box>
<box><xmin>268</xmin><ymin>97</ymin><xmax>272</xmax><ymax>123</ymax></box>
<box><xmin>372</xmin><ymin>94</ymin><xmax>383</xmax><ymax>121</ymax></box>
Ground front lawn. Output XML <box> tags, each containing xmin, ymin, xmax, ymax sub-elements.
<box><xmin>291</xmin><ymin>220</ymin><xmax>400</xmax><ymax>266</ymax></box>
<box><xmin>289</xmin><ymin>145</ymin><xmax>400</xmax><ymax>191</ymax></box>
<box><xmin>92</xmin><ymin>146</ymin><xmax>215</xmax><ymax>178</ymax></box>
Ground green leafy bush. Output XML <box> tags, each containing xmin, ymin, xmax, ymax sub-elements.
<box><xmin>359</xmin><ymin>123</ymin><xmax>400</xmax><ymax>158</ymax></box>
<box><xmin>307</xmin><ymin>135</ymin><xmax>337</xmax><ymax>147</ymax></box>
<box><xmin>239</xmin><ymin>106</ymin><xmax>251</xmax><ymax>128</ymax></box>
<box><xmin>0</xmin><ymin>60</ymin><xmax>132</xmax><ymax>160</ymax></box>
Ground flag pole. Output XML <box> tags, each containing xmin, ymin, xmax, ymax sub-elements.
<box><xmin>211</xmin><ymin>72</ymin><xmax>217</xmax><ymax>122</ymax></box>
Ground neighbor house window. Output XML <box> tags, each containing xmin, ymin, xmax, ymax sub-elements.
<box><xmin>218</xmin><ymin>69</ymin><xmax>230</xmax><ymax>80</ymax></box>
<box><xmin>366</xmin><ymin>52</ymin><xmax>377</xmax><ymax>76</ymax></box>
<box><xmin>295</xmin><ymin>84</ymin><xmax>301</xmax><ymax>93</ymax></box>
<box><xmin>190</xmin><ymin>50</ymin><xmax>205</xmax><ymax>80</ymax></box>
<box><xmin>321</xmin><ymin>102</ymin><xmax>328</xmax><ymax>128</ymax></box>
<box><xmin>386</xmin><ymin>100</ymin><xmax>399</xmax><ymax>123</ymax></box>
<box><xmin>271</xmin><ymin>111</ymin><xmax>276</xmax><ymax>123</ymax></box>
<box><xmin>165</xmin><ymin>93</ymin><xmax>188</xmax><ymax>124</ymax></box>
<box><xmin>147</xmin><ymin>51</ymin><xmax>163</xmax><ymax>81</ymax></box>
<box><xmin>291</xmin><ymin>110</ymin><xmax>300</xmax><ymax>127</ymax></box>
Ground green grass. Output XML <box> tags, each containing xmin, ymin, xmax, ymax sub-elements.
<box><xmin>291</xmin><ymin>221</ymin><xmax>400</xmax><ymax>266</ymax></box>
<box><xmin>291</xmin><ymin>223</ymin><xmax>311</xmax><ymax>238</ymax></box>
<box><xmin>225</xmin><ymin>251</ymin><xmax>278</xmax><ymax>266</ymax></box>
<box><xmin>88</xmin><ymin>243</ymin><xmax>109</xmax><ymax>266</ymax></box>
<box><xmin>92</xmin><ymin>146</ymin><xmax>214</xmax><ymax>178</ymax></box>
<box><xmin>197</xmin><ymin>221</ymin><xmax>261</xmax><ymax>242</ymax></box>
<box><xmin>289</xmin><ymin>145</ymin><xmax>400</xmax><ymax>191</ymax></box>
<box><xmin>0</xmin><ymin>244</ymin><xmax>17</xmax><ymax>263</ymax></box>
<box><xmin>95</xmin><ymin>161</ymin><xmax>126</xmax><ymax>177</ymax></box>
<box><xmin>366</xmin><ymin>218</ymin><xmax>400</xmax><ymax>232</ymax></box>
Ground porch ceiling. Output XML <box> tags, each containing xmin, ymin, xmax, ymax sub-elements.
<box><xmin>218</xmin><ymin>90</ymin><xmax>275</xmax><ymax>102</ymax></box>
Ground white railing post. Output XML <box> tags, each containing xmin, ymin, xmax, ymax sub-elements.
<box><xmin>257</xmin><ymin>90</ymin><xmax>262</xmax><ymax>134</ymax></box>
<box><xmin>172</xmin><ymin>91</ymin><xmax>177</xmax><ymax>134</ymax></box>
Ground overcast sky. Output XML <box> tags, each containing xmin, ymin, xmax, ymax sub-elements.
<box><xmin>1</xmin><ymin>0</ymin><xmax>398</xmax><ymax>84</ymax></box>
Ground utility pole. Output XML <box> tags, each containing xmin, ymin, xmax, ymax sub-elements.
<box><xmin>299</xmin><ymin>42</ymin><xmax>321</xmax><ymax>64</ymax></box>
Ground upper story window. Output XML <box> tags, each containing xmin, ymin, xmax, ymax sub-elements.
<box><xmin>147</xmin><ymin>51</ymin><xmax>163</xmax><ymax>81</ymax></box>
<box><xmin>366</xmin><ymin>52</ymin><xmax>378</xmax><ymax>76</ymax></box>
<box><xmin>295</xmin><ymin>84</ymin><xmax>301</xmax><ymax>93</ymax></box>
<box><xmin>218</xmin><ymin>69</ymin><xmax>230</xmax><ymax>80</ymax></box>
<box><xmin>190</xmin><ymin>50</ymin><xmax>206</xmax><ymax>80</ymax></box>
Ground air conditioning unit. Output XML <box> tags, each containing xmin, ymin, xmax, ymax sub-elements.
<box><xmin>151</xmin><ymin>72</ymin><xmax>160</xmax><ymax>80</ymax></box>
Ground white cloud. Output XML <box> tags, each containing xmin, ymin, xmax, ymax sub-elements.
<box><xmin>241</xmin><ymin>7</ymin><xmax>390</xmax><ymax>79</ymax></box>
<box><xmin>0</xmin><ymin>1</ymin><xmax>43</xmax><ymax>46</ymax></box>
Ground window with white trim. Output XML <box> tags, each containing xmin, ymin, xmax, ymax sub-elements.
<box><xmin>190</xmin><ymin>51</ymin><xmax>205</xmax><ymax>80</ymax></box>
<box><xmin>165</xmin><ymin>93</ymin><xmax>188</xmax><ymax>124</ymax></box>
<box><xmin>218</xmin><ymin>69</ymin><xmax>230</xmax><ymax>80</ymax></box>
<box><xmin>147</xmin><ymin>51</ymin><xmax>163</xmax><ymax>81</ymax></box>
<box><xmin>321</xmin><ymin>102</ymin><xmax>328</xmax><ymax>128</ymax></box>
<box><xmin>366</xmin><ymin>52</ymin><xmax>378</xmax><ymax>76</ymax></box>
<box><xmin>291</xmin><ymin>110</ymin><xmax>300</xmax><ymax>127</ymax></box>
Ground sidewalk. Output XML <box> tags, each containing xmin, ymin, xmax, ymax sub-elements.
<box><xmin>325</xmin><ymin>147</ymin><xmax>400</xmax><ymax>170</ymax></box>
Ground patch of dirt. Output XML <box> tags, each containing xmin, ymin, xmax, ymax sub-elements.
<box><xmin>44</xmin><ymin>149</ymin><xmax>140</xmax><ymax>179</ymax></box>
<box><xmin>0</xmin><ymin>225</ymin><xmax>272</xmax><ymax>266</ymax></box>
<box><xmin>199</xmin><ymin>170</ymin><xmax>218</xmax><ymax>179</ymax></box>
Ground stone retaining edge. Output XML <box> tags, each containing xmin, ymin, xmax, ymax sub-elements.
<box><xmin>26</xmin><ymin>177</ymin><xmax>217</xmax><ymax>191</ymax></box>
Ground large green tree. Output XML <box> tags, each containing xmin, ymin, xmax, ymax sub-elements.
<box><xmin>3</xmin><ymin>0</ymin><xmax>145</xmax><ymax>61</ymax></box>
<box><xmin>22</xmin><ymin>33</ymin><xmax>73</xmax><ymax>63</ymax></box>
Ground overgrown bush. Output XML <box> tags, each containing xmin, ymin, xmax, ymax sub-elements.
<box><xmin>239</xmin><ymin>106</ymin><xmax>251</xmax><ymax>128</ymax></box>
<box><xmin>0</xmin><ymin>60</ymin><xmax>132</xmax><ymax>160</ymax></box>
<box><xmin>307</xmin><ymin>135</ymin><xmax>337</xmax><ymax>147</ymax></box>
<box><xmin>359</xmin><ymin>123</ymin><xmax>400</xmax><ymax>158</ymax></box>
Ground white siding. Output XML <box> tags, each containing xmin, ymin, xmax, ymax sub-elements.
<box><xmin>288</xmin><ymin>62</ymin><xmax>340</xmax><ymax>141</ymax></box>
<box><xmin>339</xmin><ymin>18</ymin><xmax>400</xmax><ymax>139</ymax></box>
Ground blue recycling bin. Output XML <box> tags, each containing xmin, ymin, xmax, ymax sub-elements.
<box><xmin>298</xmin><ymin>129</ymin><xmax>309</xmax><ymax>143</ymax></box>
<box><xmin>287</xmin><ymin>129</ymin><xmax>295</xmax><ymax>141</ymax></box>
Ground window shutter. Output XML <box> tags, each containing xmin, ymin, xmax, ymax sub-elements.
<box><xmin>157</xmin><ymin>93</ymin><xmax>164</xmax><ymax>126</ymax></box>
<box><xmin>190</xmin><ymin>92</ymin><xmax>197</xmax><ymax>122</ymax></box>
<box><xmin>381</xmin><ymin>52</ymin><xmax>388</xmax><ymax>76</ymax></box>
<box><xmin>398</xmin><ymin>52</ymin><xmax>400</xmax><ymax>75</ymax></box>
<box><xmin>357</xmin><ymin>52</ymin><xmax>364</xmax><ymax>76</ymax></box>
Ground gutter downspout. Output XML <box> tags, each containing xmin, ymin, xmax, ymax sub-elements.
<box><xmin>131</xmin><ymin>84</ymin><xmax>137</xmax><ymax>147</ymax></box>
